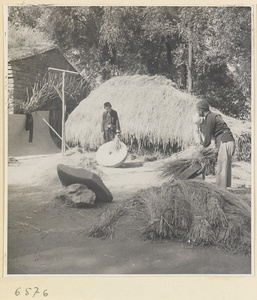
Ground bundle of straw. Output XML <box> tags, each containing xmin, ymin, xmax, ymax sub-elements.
<box><xmin>87</xmin><ymin>179</ymin><xmax>251</xmax><ymax>255</ymax></box>
<box><xmin>143</xmin><ymin>180</ymin><xmax>251</xmax><ymax>254</ymax></box>
<box><xmin>159</xmin><ymin>147</ymin><xmax>218</xmax><ymax>180</ymax></box>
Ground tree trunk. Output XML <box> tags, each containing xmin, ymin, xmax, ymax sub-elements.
<box><xmin>187</xmin><ymin>37</ymin><xmax>193</xmax><ymax>93</ymax></box>
<box><xmin>165</xmin><ymin>41</ymin><xmax>172</xmax><ymax>65</ymax></box>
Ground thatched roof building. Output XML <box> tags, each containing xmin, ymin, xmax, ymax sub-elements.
<box><xmin>8</xmin><ymin>45</ymin><xmax>81</xmax><ymax>113</ymax></box>
<box><xmin>66</xmin><ymin>75</ymin><xmax>251</xmax><ymax>154</ymax></box>
<box><xmin>8</xmin><ymin>45</ymin><xmax>91</xmax><ymax>149</ymax></box>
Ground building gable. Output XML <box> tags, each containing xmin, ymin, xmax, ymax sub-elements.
<box><xmin>8</xmin><ymin>47</ymin><xmax>81</xmax><ymax>113</ymax></box>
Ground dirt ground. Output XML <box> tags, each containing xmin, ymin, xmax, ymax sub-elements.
<box><xmin>7</xmin><ymin>151</ymin><xmax>252</xmax><ymax>275</ymax></box>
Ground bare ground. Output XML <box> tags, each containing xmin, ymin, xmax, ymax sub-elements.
<box><xmin>7</xmin><ymin>151</ymin><xmax>252</xmax><ymax>275</ymax></box>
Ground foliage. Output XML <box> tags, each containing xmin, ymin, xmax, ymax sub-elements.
<box><xmin>8</xmin><ymin>23</ymin><xmax>53</xmax><ymax>52</ymax></box>
<box><xmin>235</xmin><ymin>132</ymin><xmax>251</xmax><ymax>162</ymax></box>
<box><xmin>8</xmin><ymin>5</ymin><xmax>252</xmax><ymax>120</ymax></box>
<box><xmin>8</xmin><ymin>5</ymin><xmax>44</xmax><ymax>27</ymax></box>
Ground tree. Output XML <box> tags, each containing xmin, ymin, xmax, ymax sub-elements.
<box><xmin>8</xmin><ymin>5</ymin><xmax>252</xmax><ymax>119</ymax></box>
<box><xmin>8</xmin><ymin>5</ymin><xmax>44</xmax><ymax>27</ymax></box>
<box><xmin>193</xmin><ymin>6</ymin><xmax>251</xmax><ymax>119</ymax></box>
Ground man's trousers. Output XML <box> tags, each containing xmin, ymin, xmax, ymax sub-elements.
<box><xmin>216</xmin><ymin>141</ymin><xmax>236</xmax><ymax>188</ymax></box>
<box><xmin>104</xmin><ymin>129</ymin><xmax>116</xmax><ymax>143</ymax></box>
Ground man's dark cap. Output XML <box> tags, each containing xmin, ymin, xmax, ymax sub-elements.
<box><xmin>196</xmin><ymin>100</ymin><xmax>209</xmax><ymax>111</ymax></box>
<box><xmin>104</xmin><ymin>102</ymin><xmax>112</xmax><ymax>107</ymax></box>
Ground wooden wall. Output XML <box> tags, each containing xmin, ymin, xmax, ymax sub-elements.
<box><xmin>8</xmin><ymin>49</ymin><xmax>77</xmax><ymax>113</ymax></box>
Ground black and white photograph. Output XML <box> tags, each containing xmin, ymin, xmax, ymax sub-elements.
<box><xmin>5</xmin><ymin>5</ymin><xmax>252</xmax><ymax>276</ymax></box>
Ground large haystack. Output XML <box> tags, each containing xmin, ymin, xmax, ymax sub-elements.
<box><xmin>66</xmin><ymin>75</ymin><xmax>251</xmax><ymax>154</ymax></box>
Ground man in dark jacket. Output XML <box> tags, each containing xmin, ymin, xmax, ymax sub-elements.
<box><xmin>196</xmin><ymin>99</ymin><xmax>235</xmax><ymax>189</ymax></box>
<box><xmin>101</xmin><ymin>102</ymin><xmax>120</xmax><ymax>143</ymax></box>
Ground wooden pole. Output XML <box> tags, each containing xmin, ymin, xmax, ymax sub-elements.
<box><xmin>48</xmin><ymin>67</ymin><xmax>79</xmax><ymax>76</ymax></box>
<box><xmin>187</xmin><ymin>38</ymin><xmax>192</xmax><ymax>93</ymax></box>
<box><xmin>187</xmin><ymin>27</ymin><xmax>193</xmax><ymax>94</ymax></box>
<box><xmin>35</xmin><ymin>112</ymin><xmax>70</xmax><ymax>150</ymax></box>
<box><xmin>62</xmin><ymin>71</ymin><xmax>66</xmax><ymax>155</ymax></box>
<box><xmin>48</xmin><ymin>67</ymin><xmax>79</xmax><ymax>155</ymax></box>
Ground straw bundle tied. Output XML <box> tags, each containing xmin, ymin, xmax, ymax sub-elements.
<box><xmin>66</xmin><ymin>75</ymin><xmax>251</xmax><ymax>156</ymax></box>
<box><xmin>88</xmin><ymin>179</ymin><xmax>251</xmax><ymax>255</ymax></box>
<box><xmin>159</xmin><ymin>147</ymin><xmax>218</xmax><ymax>180</ymax></box>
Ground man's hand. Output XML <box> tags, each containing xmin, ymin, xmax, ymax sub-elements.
<box><xmin>194</xmin><ymin>143</ymin><xmax>204</xmax><ymax>151</ymax></box>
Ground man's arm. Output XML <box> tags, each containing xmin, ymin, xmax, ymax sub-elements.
<box><xmin>101</xmin><ymin>112</ymin><xmax>105</xmax><ymax>132</ymax></box>
<box><xmin>202</xmin><ymin>115</ymin><xmax>215</xmax><ymax>148</ymax></box>
<box><xmin>193</xmin><ymin>125</ymin><xmax>201</xmax><ymax>145</ymax></box>
<box><xmin>115</xmin><ymin>111</ymin><xmax>121</xmax><ymax>132</ymax></box>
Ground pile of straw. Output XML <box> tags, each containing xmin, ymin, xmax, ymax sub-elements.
<box><xmin>66</xmin><ymin>75</ymin><xmax>251</xmax><ymax>157</ymax></box>
<box><xmin>88</xmin><ymin>179</ymin><xmax>251</xmax><ymax>255</ymax></box>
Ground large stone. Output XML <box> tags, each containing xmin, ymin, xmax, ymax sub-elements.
<box><xmin>57</xmin><ymin>164</ymin><xmax>113</xmax><ymax>202</ymax></box>
<box><xmin>57</xmin><ymin>184</ymin><xmax>96</xmax><ymax>207</ymax></box>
